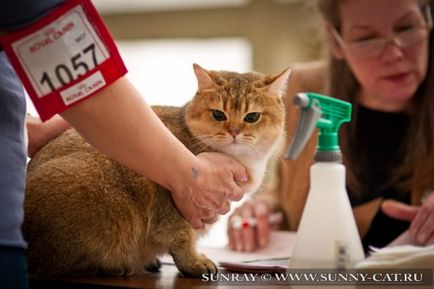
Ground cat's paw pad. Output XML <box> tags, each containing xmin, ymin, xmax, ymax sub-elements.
<box><xmin>178</xmin><ymin>254</ymin><xmax>217</xmax><ymax>278</ymax></box>
<box><xmin>145</xmin><ymin>258</ymin><xmax>162</xmax><ymax>272</ymax></box>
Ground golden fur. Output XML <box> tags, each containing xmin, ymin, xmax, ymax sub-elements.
<box><xmin>23</xmin><ymin>64</ymin><xmax>289</xmax><ymax>277</ymax></box>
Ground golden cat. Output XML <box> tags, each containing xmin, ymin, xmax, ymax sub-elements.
<box><xmin>23</xmin><ymin>64</ymin><xmax>289</xmax><ymax>277</ymax></box>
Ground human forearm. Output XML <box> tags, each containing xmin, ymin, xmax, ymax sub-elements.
<box><xmin>60</xmin><ymin>77</ymin><xmax>198</xmax><ymax>193</ymax></box>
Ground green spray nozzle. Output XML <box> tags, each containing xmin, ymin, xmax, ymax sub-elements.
<box><xmin>285</xmin><ymin>92</ymin><xmax>352</xmax><ymax>160</ymax></box>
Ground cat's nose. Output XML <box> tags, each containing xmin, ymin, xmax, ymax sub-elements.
<box><xmin>230</xmin><ymin>130</ymin><xmax>239</xmax><ymax>139</ymax></box>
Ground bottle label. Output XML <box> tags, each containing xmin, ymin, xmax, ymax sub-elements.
<box><xmin>335</xmin><ymin>241</ymin><xmax>349</xmax><ymax>269</ymax></box>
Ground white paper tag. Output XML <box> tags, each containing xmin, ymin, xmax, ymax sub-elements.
<box><xmin>11</xmin><ymin>5</ymin><xmax>109</xmax><ymax>97</ymax></box>
<box><xmin>60</xmin><ymin>70</ymin><xmax>106</xmax><ymax>105</ymax></box>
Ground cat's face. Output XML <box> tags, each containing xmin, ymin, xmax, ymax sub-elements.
<box><xmin>185</xmin><ymin>64</ymin><xmax>289</xmax><ymax>158</ymax></box>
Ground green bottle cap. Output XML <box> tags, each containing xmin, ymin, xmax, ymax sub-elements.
<box><xmin>286</xmin><ymin>93</ymin><xmax>352</xmax><ymax>159</ymax></box>
<box><xmin>309</xmin><ymin>93</ymin><xmax>352</xmax><ymax>151</ymax></box>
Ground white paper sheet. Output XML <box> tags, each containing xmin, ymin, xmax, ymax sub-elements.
<box><xmin>160</xmin><ymin>230</ymin><xmax>295</xmax><ymax>270</ymax></box>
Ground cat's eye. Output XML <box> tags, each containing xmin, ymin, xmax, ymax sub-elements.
<box><xmin>244</xmin><ymin>112</ymin><xmax>261</xmax><ymax>123</ymax></box>
<box><xmin>211</xmin><ymin>110</ymin><xmax>227</xmax><ymax>121</ymax></box>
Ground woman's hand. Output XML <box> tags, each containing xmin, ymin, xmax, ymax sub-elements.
<box><xmin>26</xmin><ymin>115</ymin><xmax>70</xmax><ymax>157</ymax></box>
<box><xmin>227</xmin><ymin>199</ymin><xmax>281</xmax><ymax>252</ymax></box>
<box><xmin>382</xmin><ymin>193</ymin><xmax>434</xmax><ymax>245</ymax></box>
<box><xmin>171</xmin><ymin>152</ymin><xmax>247</xmax><ymax>229</ymax></box>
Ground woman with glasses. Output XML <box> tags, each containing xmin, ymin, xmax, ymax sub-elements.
<box><xmin>228</xmin><ymin>0</ymin><xmax>434</xmax><ymax>254</ymax></box>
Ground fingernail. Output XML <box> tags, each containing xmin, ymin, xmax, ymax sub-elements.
<box><xmin>236</xmin><ymin>243</ymin><xmax>242</xmax><ymax>251</ymax></box>
<box><xmin>259</xmin><ymin>237</ymin><xmax>266</xmax><ymax>247</ymax></box>
<box><xmin>239</xmin><ymin>177</ymin><xmax>248</xmax><ymax>182</ymax></box>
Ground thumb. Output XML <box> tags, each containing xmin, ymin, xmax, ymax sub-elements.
<box><xmin>228</xmin><ymin>159</ymin><xmax>248</xmax><ymax>183</ymax></box>
<box><xmin>381</xmin><ymin>199</ymin><xmax>419</xmax><ymax>222</ymax></box>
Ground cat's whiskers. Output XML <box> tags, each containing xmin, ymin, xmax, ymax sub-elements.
<box><xmin>186</xmin><ymin>134</ymin><xmax>212</xmax><ymax>152</ymax></box>
<box><xmin>190</xmin><ymin>133</ymin><xmax>213</xmax><ymax>142</ymax></box>
<box><xmin>249</xmin><ymin>138</ymin><xmax>273</xmax><ymax>153</ymax></box>
<box><xmin>245</xmin><ymin>142</ymin><xmax>264</xmax><ymax>156</ymax></box>
<box><xmin>192</xmin><ymin>143</ymin><xmax>211</xmax><ymax>153</ymax></box>
<box><xmin>191</xmin><ymin>140</ymin><xmax>214</xmax><ymax>152</ymax></box>
<box><xmin>192</xmin><ymin>134</ymin><xmax>230</xmax><ymax>153</ymax></box>
<box><xmin>191</xmin><ymin>133</ymin><xmax>217</xmax><ymax>144</ymax></box>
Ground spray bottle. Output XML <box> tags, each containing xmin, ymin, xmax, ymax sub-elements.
<box><xmin>286</xmin><ymin>92</ymin><xmax>364</xmax><ymax>269</ymax></box>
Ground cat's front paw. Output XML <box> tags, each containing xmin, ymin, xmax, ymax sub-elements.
<box><xmin>177</xmin><ymin>254</ymin><xmax>217</xmax><ymax>278</ymax></box>
<box><xmin>145</xmin><ymin>258</ymin><xmax>162</xmax><ymax>272</ymax></box>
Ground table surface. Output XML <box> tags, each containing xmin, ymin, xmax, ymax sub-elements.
<box><xmin>29</xmin><ymin>264</ymin><xmax>275</xmax><ymax>289</ymax></box>
<box><xmin>29</xmin><ymin>263</ymin><xmax>433</xmax><ymax>289</ymax></box>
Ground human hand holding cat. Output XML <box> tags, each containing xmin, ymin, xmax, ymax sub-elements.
<box><xmin>171</xmin><ymin>152</ymin><xmax>247</xmax><ymax>229</ymax></box>
<box><xmin>26</xmin><ymin>115</ymin><xmax>70</xmax><ymax>157</ymax></box>
<box><xmin>382</xmin><ymin>195</ymin><xmax>434</xmax><ymax>245</ymax></box>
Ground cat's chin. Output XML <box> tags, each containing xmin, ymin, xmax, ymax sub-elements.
<box><xmin>218</xmin><ymin>143</ymin><xmax>263</xmax><ymax>158</ymax></box>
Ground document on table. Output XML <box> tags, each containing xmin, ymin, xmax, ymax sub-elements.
<box><xmin>387</xmin><ymin>230</ymin><xmax>420</xmax><ymax>247</ymax></box>
<box><xmin>160</xmin><ymin>231</ymin><xmax>296</xmax><ymax>272</ymax></box>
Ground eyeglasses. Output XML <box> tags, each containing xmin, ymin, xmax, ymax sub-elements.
<box><xmin>332</xmin><ymin>5</ymin><xmax>433</xmax><ymax>59</ymax></box>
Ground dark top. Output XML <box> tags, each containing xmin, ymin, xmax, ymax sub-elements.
<box><xmin>348</xmin><ymin>105</ymin><xmax>411</xmax><ymax>252</ymax></box>
<box><xmin>0</xmin><ymin>51</ymin><xmax>27</xmax><ymax>248</ymax></box>
<box><xmin>0</xmin><ymin>0</ymin><xmax>64</xmax><ymax>29</ymax></box>
<box><xmin>0</xmin><ymin>0</ymin><xmax>65</xmax><ymax>248</ymax></box>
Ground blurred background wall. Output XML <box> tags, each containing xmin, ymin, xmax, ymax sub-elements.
<box><xmin>27</xmin><ymin>0</ymin><xmax>326</xmax><ymax>113</ymax></box>
<box><xmin>95</xmin><ymin>0</ymin><xmax>324</xmax><ymax>73</ymax></box>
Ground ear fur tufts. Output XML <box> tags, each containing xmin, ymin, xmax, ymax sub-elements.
<box><xmin>193</xmin><ymin>63</ymin><xmax>215</xmax><ymax>93</ymax></box>
<box><xmin>267</xmin><ymin>68</ymin><xmax>291</xmax><ymax>98</ymax></box>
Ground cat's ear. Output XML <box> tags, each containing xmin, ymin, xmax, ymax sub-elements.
<box><xmin>267</xmin><ymin>68</ymin><xmax>291</xmax><ymax>98</ymax></box>
<box><xmin>193</xmin><ymin>63</ymin><xmax>215</xmax><ymax>93</ymax></box>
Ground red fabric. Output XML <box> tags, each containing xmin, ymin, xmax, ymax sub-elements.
<box><xmin>0</xmin><ymin>0</ymin><xmax>127</xmax><ymax>121</ymax></box>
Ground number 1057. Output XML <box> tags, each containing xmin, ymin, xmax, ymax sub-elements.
<box><xmin>39</xmin><ymin>43</ymin><xmax>98</xmax><ymax>93</ymax></box>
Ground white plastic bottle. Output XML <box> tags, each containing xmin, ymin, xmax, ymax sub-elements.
<box><xmin>289</xmin><ymin>160</ymin><xmax>364</xmax><ymax>268</ymax></box>
<box><xmin>286</xmin><ymin>93</ymin><xmax>365</xmax><ymax>269</ymax></box>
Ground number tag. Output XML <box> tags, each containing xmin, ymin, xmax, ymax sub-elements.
<box><xmin>0</xmin><ymin>0</ymin><xmax>127</xmax><ymax>121</ymax></box>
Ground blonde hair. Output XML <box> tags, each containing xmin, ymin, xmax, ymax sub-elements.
<box><xmin>315</xmin><ymin>0</ymin><xmax>434</xmax><ymax>203</ymax></box>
